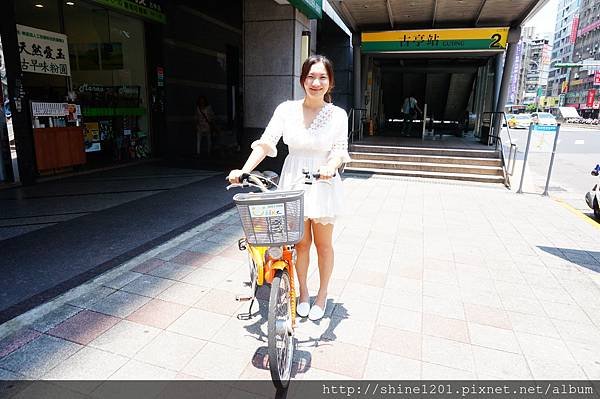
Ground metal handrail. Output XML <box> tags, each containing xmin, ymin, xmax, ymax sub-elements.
<box><xmin>348</xmin><ymin>108</ymin><xmax>366</xmax><ymax>143</ymax></box>
<box><xmin>482</xmin><ymin>111</ymin><xmax>518</xmax><ymax>188</ymax></box>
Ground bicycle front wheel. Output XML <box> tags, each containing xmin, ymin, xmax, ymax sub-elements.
<box><xmin>268</xmin><ymin>268</ymin><xmax>293</xmax><ymax>389</ymax></box>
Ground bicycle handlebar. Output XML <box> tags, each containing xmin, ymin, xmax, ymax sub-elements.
<box><xmin>226</xmin><ymin>170</ymin><xmax>337</xmax><ymax>192</ymax></box>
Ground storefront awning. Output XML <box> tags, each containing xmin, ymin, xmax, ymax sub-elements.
<box><xmin>559</xmin><ymin>107</ymin><xmax>580</xmax><ymax>118</ymax></box>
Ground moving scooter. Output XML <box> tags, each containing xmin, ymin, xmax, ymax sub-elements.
<box><xmin>585</xmin><ymin>164</ymin><xmax>600</xmax><ymax>220</ymax></box>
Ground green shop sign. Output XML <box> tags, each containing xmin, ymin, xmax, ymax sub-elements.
<box><xmin>289</xmin><ymin>0</ymin><xmax>322</xmax><ymax>19</ymax></box>
<box><xmin>92</xmin><ymin>0</ymin><xmax>166</xmax><ymax>24</ymax></box>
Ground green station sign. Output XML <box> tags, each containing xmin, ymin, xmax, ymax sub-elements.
<box><xmin>362</xmin><ymin>27</ymin><xmax>509</xmax><ymax>53</ymax></box>
<box><xmin>289</xmin><ymin>0</ymin><xmax>322</xmax><ymax>19</ymax></box>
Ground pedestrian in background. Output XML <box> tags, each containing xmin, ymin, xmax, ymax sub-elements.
<box><xmin>195</xmin><ymin>96</ymin><xmax>215</xmax><ymax>156</ymax></box>
<box><xmin>401</xmin><ymin>93</ymin><xmax>422</xmax><ymax>135</ymax></box>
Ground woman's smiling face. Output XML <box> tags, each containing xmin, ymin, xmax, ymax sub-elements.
<box><xmin>303</xmin><ymin>61</ymin><xmax>330</xmax><ymax>101</ymax></box>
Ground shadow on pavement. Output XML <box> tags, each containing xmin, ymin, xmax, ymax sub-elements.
<box><xmin>537</xmin><ymin>246</ymin><xmax>600</xmax><ymax>273</ymax></box>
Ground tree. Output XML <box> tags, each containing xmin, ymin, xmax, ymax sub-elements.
<box><xmin>526</xmin><ymin>103</ymin><xmax>537</xmax><ymax>112</ymax></box>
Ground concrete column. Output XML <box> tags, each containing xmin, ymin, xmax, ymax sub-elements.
<box><xmin>243</xmin><ymin>0</ymin><xmax>310</xmax><ymax>131</ymax></box>
<box><xmin>493</xmin><ymin>27</ymin><xmax>521</xmax><ymax>136</ymax></box>
<box><xmin>352</xmin><ymin>34</ymin><xmax>361</xmax><ymax>110</ymax></box>
<box><xmin>493</xmin><ymin>53</ymin><xmax>505</xmax><ymax>112</ymax></box>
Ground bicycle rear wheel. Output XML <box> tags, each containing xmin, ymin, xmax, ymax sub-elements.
<box><xmin>268</xmin><ymin>268</ymin><xmax>293</xmax><ymax>389</ymax></box>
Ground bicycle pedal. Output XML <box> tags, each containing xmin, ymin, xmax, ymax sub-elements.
<box><xmin>236</xmin><ymin>294</ymin><xmax>253</xmax><ymax>302</ymax></box>
<box><xmin>237</xmin><ymin>312</ymin><xmax>253</xmax><ymax>320</ymax></box>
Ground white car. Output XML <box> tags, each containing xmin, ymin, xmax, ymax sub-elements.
<box><xmin>510</xmin><ymin>114</ymin><xmax>532</xmax><ymax>129</ymax></box>
<box><xmin>531</xmin><ymin>112</ymin><xmax>557</xmax><ymax>126</ymax></box>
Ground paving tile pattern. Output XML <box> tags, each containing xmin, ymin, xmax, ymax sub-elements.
<box><xmin>1</xmin><ymin>175</ymin><xmax>600</xmax><ymax>381</ymax></box>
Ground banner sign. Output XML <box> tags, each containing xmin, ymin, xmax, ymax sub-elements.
<box><xmin>578</xmin><ymin>19</ymin><xmax>600</xmax><ymax>37</ymax></box>
<box><xmin>288</xmin><ymin>0</ymin><xmax>322</xmax><ymax>19</ymax></box>
<box><xmin>508</xmin><ymin>42</ymin><xmax>523</xmax><ymax>104</ymax></box>
<box><xmin>92</xmin><ymin>0</ymin><xmax>166</xmax><ymax>24</ymax></box>
<box><xmin>570</xmin><ymin>16</ymin><xmax>579</xmax><ymax>43</ymax></box>
<box><xmin>362</xmin><ymin>27</ymin><xmax>509</xmax><ymax>53</ymax></box>
<box><xmin>586</xmin><ymin>89</ymin><xmax>596</xmax><ymax>108</ymax></box>
<box><xmin>16</xmin><ymin>25</ymin><xmax>70</xmax><ymax>76</ymax></box>
<box><xmin>594</xmin><ymin>71</ymin><xmax>600</xmax><ymax>86</ymax></box>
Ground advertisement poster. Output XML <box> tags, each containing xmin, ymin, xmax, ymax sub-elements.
<box><xmin>84</xmin><ymin>121</ymin><xmax>100</xmax><ymax>148</ymax></box>
<box><xmin>16</xmin><ymin>25</ymin><xmax>71</xmax><ymax>76</ymax></box>
<box><xmin>530</xmin><ymin>125</ymin><xmax>557</xmax><ymax>153</ymax></box>
<box><xmin>99</xmin><ymin>120</ymin><xmax>112</xmax><ymax>140</ymax></box>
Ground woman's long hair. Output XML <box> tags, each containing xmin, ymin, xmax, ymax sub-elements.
<box><xmin>300</xmin><ymin>55</ymin><xmax>335</xmax><ymax>103</ymax></box>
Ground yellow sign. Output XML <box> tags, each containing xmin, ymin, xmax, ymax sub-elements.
<box><xmin>362</xmin><ymin>27</ymin><xmax>509</xmax><ymax>53</ymax></box>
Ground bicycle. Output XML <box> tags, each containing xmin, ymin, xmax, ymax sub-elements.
<box><xmin>227</xmin><ymin>169</ymin><xmax>332</xmax><ymax>389</ymax></box>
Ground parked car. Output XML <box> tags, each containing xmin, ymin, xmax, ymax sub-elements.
<box><xmin>509</xmin><ymin>114</ymin><xmax>532</xmax><ymax>129</ymax></box>
<box><xmin>531</xmin><ymin>112</ymin><xmax>557</xmax><ymax>126</ymax></box>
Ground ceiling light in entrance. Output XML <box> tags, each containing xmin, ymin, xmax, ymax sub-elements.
<box><xmin>34</xmin><ymin>3</ymin><xmax>44</xmax><ymax>7</ymax></box>
<box><xmin>66</xmin><ymin>1</ymin><xmax>76</xmax><ymax>5</ymax></box>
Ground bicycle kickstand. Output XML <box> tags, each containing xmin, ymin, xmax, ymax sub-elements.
<box><xmin>236</xmin><ymin>296</ymin><xmax>256</xmax><ymax>320</ymax></box>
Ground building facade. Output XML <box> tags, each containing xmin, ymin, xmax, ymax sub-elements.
<box><xmin>508</xmin><ymin>27</ymin><xmax>553</xmax><ymax>108</ymax></box>
<box><xmin>566</xmin><ymin>0</ymin><xmax>600</xmax><ymax>116</ymax></box>
<box><xmin>547</xmin><ymin>0</ymin><xmax>580</xmax><ymax>103</ymax></box>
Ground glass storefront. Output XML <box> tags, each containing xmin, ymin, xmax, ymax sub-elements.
<box><xmin>14</xmin><ymin>0</ymin><xmax>151</xmax><ymax>173</ymax></box>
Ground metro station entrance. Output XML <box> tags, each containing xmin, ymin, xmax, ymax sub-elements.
<box><xmin>358</xmin><ymin>27</ymin><xmax>510</xmax><ymax>147</ymax></box>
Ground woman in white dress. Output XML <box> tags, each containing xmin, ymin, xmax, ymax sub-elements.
<box><xmin>228</xmin><ymin>55</ymin><xmax>350</xmax><ymax>321</ymax></box>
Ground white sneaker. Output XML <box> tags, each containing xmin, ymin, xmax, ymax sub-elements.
<box><xmin>308</xmin><ymin>303</ymin><xmax>325</xmax><ymax>321</ymax></box>
<box><xmin>297</xmin><ymin>301</ymin><xmax>310</xmax><ymax>318</ymax></box>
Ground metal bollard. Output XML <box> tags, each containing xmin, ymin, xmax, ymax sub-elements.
<box><xmin>542</xmin><ymin>124</ymin><xmax>561</xmax><ymax>196</ymax></box>
<box><xmin>516</xmin><ymin>123</ymin><xmax>534</xmax><ymax>194</ymax></box>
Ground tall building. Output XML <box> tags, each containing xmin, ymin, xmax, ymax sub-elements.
<box><xmin>508</xmin><ymin>27</ymin><xmax>553</xmax><ymax>107</ymax></box>
<box><xmin>523</xmin><ymin>37</ymin><xmax>552</xmax><ymax>105</ymax></box>
<box><xmin>547</xmin><ymin>0</ymin><xmax>580</xmax><ymax>102</ymax></box>
<box><xmin>567</xmin><ymin>0</ymin><xmax>600</xmax><ymax>116</ymax></box>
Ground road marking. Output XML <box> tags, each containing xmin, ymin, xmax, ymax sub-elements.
<box><xmin>555</xmin><ymin>199</ymin><xmax>600</xmax><ymax>230</ymax></box>
<box><xmin>575</xmin><ymin>140</ymin><xmax>584</xmax><ymax>145</ymax></box>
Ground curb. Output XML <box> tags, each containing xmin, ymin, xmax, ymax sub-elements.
<box><xmin>554</xmin><ymin>198</ymin><xmax>600</xmax><ymax>230</ymax></box>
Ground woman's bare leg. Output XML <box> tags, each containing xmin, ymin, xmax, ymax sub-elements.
<box><xmin>312</xmin><ymin>221</ymin><xmax>334</xmax><ymax>309</ymax></box>
<box><xmin>294</xmin><ymin>220</ymin><xmax>313</xmax><ymax>303</ymax></box>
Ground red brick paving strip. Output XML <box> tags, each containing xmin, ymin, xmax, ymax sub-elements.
<box><xmin>0</xmin><ymin>329</ymin><xmax>41</xmax><ymax>358</ymax></box>
<box><xmin>47</xmin><ymin>310</ymin><xmax>120</xmax><ymax>345</ymax></box>
<box><xmin>172</xmin><ymin>251</ymin><xmax>213</xmax><ymax>267</ymax></box>
<box><xmin>126</xmin><ymin>299</ymin><xmax>188</xmax><ymax>329</ymax></box>
<box><xmin>131</xmin><ymin>258</ymin><xmax>165</xmax><ymax>274</ymax></box>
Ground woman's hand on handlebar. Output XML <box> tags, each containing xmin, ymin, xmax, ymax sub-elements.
<box><xmin>228</xmin><ymin>169</ymin><xmax>245</xmax><ymax>184</ymax></box>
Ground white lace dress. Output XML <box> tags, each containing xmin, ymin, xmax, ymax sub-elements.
<box><xmin>251</xmin><ymin>100</ymin><xmax>351</xmax><ymax>224</ymax></box>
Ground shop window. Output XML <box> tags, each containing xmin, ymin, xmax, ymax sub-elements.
<box><xmin>64</xmin><ymin>1</ymin><xmax>150</xmax><ymax>165</ymax></box>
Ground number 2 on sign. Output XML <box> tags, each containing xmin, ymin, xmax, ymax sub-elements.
<box><xmin>489</xmin><ymin>33</ymin><xmax>502</xmax><ymax>49</ymax></box>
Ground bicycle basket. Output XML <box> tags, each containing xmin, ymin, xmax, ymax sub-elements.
<box><xmin>233</xmin><ymin>190</ymin><xmax>304</xmax><ymax>246</ymax></box>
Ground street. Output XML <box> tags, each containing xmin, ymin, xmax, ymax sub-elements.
<box><xmin>507</xmin><ymin>125</ymin><xmax>600</xmax><ymax>218</ymax></box>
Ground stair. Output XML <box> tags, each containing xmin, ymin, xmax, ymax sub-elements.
<box><xmin>345</xmin><ymin>144</ymin><xmax>505</xmax><ymax>184</ymax></box>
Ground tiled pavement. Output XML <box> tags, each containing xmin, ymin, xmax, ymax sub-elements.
<box><xmin>1</xmin><ymin>174</ymin><xmax>599</xmax><ymax>385</ymax></box>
